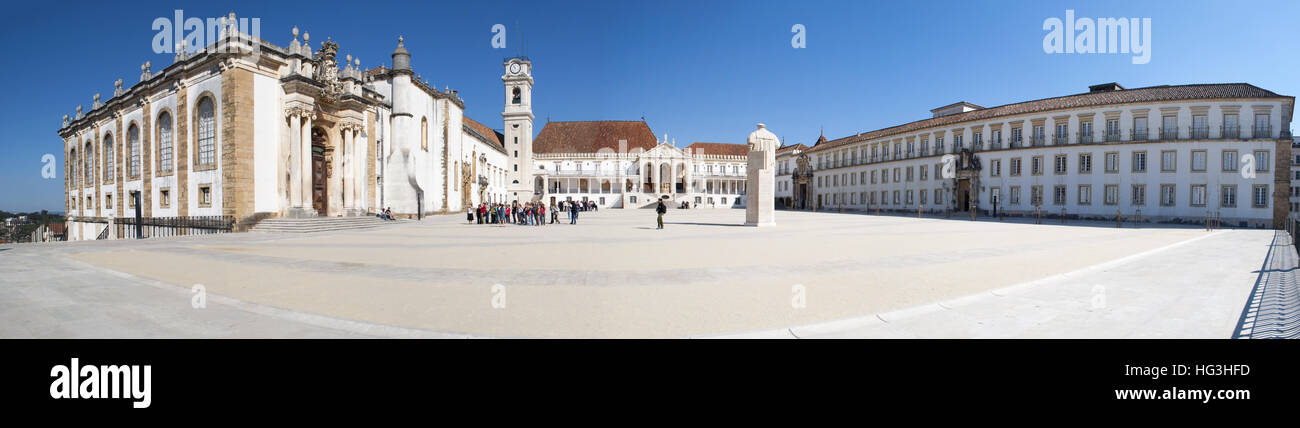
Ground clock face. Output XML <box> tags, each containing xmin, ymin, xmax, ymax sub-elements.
<box><xmin>509</xmin><ymin>63</ymin><xmax>522</xmax><ymax>74</ymax></box>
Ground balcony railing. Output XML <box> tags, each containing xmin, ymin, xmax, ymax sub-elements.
<box><xmin>1030</xmin><ymin>135</ymin><xmax>1045</xmax><ymax>147</ymax></box>
<box><xmin>1190</xmin><ymin>126</ymin><xmax>1209</xmax><ymax>139</ymax></box>
<box><xmin>988</xmin><ymin>137</ymin><xmax>1002</xmax><ymax>150</ymax></box>
<box><xmin>1254</xmin><ymin>125</ymin><xmax>1272</xmax><ymax>138</ymax></box>
<box><xmin>1053</xmin><ymin>135</ymin><xmax>1069</xmax><ymax>145</ymax></box>
<box><xmin>1222</xmin><ymin>125</ymin><xmax>1240</xmax><ymax>139</ymax></box>
<box><xmin>1077</xmin><ymin>132</ymin><xmax>1093</xmax><ymax>144</ymax></box>
<box><xmin>1104</xmin><ymin>131</ymin><xmax>1121</xmax><ymax>142</ymax></box>
<box><xmin>1009</xmin><ymin>138</ymin><xmax>1022</xmax><ymax>149</ymax></box>
<box><xmin>1132</xmin><ymin>129</ymin><xmax>1148</xmax><ymax>141</ymax></box>
<box><xmin>1159</xmin><ymin>127</ymin><xmax>1178</xmax><ymax>141</ymax></box>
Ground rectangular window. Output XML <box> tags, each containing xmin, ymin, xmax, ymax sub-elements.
<box><xmin>1191</xmin><ymin>150</ymin><xmax>1207</xmax><ymax>172</ymax></box>
<box><xmin>159</xmin><ymin>189</ymin><xmax>170</xmax><ymax>208</ymax></box>
<box><xmin>990</xmin><ymin>159</ymin><xmax>1001</xmax><ymax>177</ymax></box>
<box><xmin>1223</xmin><ymin>114</ymin><xmax>1240</xmax><ymax>138</ymax></box>
<box><xmin>1222</xmin><ymin>150</ymin><xmax>1238</xmax><ymax>172</ymax></box>
<box><xmin>919</xmin><ymin>166</ymin><xmax>927</xmax><ymax>181</ymax></box>
<box><xmin>1221</xmin><ymin>185</ymin><xmax>1237</xmax><ymax>207</ymax></box>
<box><xmin>1053</xmin><ymin>185</ymin><xmax>1066</xmax><ymax>205</ymax></box>
<box><xmin>1132</xmin><ymin>184</ymin><xmax>1146</xmax><ymax>206</ymax></box>
<box><xmin>1104</xmin><ymin>184</ymin><xmax>1118</xmax><ymax>205</ymax></box>
<box><xmin>1254</xmin><ymin>150</ymin><xmax>1270</xmax><ymax>172</ymax></box>
<box><xmin>919</xmin><ymin>189</ymin><xmax>927</xmax><ymax>205</ymax></box>
<box><xmin>1162</xmin><ymin>115</ymin><xmax>1178</xmax><ymax>140</ymax></box>
<box><xmin>1054</xmin><ymin>154</ymin><xmax>1067</xmax><ymax>175</ymax></box>
<box><xmin>1254</xmin><ymin>185</ymin><xmax>1269</xmax><ymax>207</ymax></box>
<box><xmin>1079</xmin><ymin>153</ymin><xmax>1092</xmax><ymax>174</ymax></box>
<box><xmin>1010</xmin><ymin>186</ymin><xmax>1021</xmax><ymax>205</ymax></box>
<box><xmin>1255</xmin><ymin>114</ymin><xmax>1271</xmax><ymax>137</ymax></box>
<box><xmin>1031</xmin><ymin>186</ymin><xmax>1043</xmax><ymax>206</ymax></box>
<box><xmin>1010</xmin><ymin>158</ymin><xmax>1022</xmax><ymax>176</ymax></box>
<box><xmin>1161</xmin><ymin>150</ymin><xmax>1176</xmax><ymax>172</ymax></box>
<box><xmin>1160</xmin><ymin>184</ymin><xmax>1176</xmax><ymax>206</ymax></box>
<box><xmin>893</xmin><ymin>190</ymin><xmax>900</xmax><ymax>205</ymax></box>
<box><xmin>1078</xmin><ymin>185</ymin><xmax>1092</xmax><ymax>205</ymax></box>
<box><xmin>1031</xmin><ymin>156</ymin><xmax>1043</xmax><ymax>175</ymax></box>
<box><xmin>199</xmin><ymin>185</ymin><xmax>212</xmax><ymax>207</ymax></box>
<box><xmin>1133</xmin><ymin>117</ymin><xmax>1148</xmax><ymax>140</ymax></box>
<box><xmin>1190</xmin><ymin>184</ymin><xmax>1206</xmax><ymax>206</ymax></box>
<box><xmin>1105</xmin><ymin>119</ymin><xmax>1120</xmax><ymax>141</ymax></box>
<box><xmin>1192</xmin><ymin>115</ymin><xmax>1208</xmax><ymax>139</ymax></box>
<box><xmin>1132</xmin><ymin>151</ymin><xmax>1147</xmax><ymax>173</ymax></box>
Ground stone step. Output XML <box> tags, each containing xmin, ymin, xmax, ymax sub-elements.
<box><xmin>249</xmin><ymin>216</ymin><xmax>397</xmax><ymax>233</ymax></box>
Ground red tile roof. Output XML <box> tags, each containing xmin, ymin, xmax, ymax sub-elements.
<box><xmin>463</xmin><ymin>116</ymin><xmax>505</xmax><ymax>152</ymax></box>
<box><xmin>777</xmin><ymin>143</ymin><xmax>808</xmax><ymax>154</ymax></box>
<box><xmin>533</xmin><ymin>120</ymin><xmax>658</xmax><ymax>154</ymax></box>
<box><xmin>686</xmin><ymin>142</ymin><xmax>747</xmax><ymax>156</ymax></box>
<box><xmin>809</xmin><ymin>83</ymin><xmax>1290</xmax><ymax>153</ymax></box>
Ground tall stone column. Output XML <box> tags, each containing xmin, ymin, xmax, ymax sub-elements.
<box><xmin>288</xmin><ymin>110</ymin><xmax>302</xmax><ymax>210</ymax></box>
<box><xmin>343</xmin><ymin>126</ymin><xmax>355</xmax><ymax>212</ymax></box>
<box><xmin>301</xmin><ymin>114</ymin><xmax>313</xmax><ymax>212</ymax></box>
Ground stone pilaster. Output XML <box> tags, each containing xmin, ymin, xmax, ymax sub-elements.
<box><xmin>176</xmin><ymin>82</ymin><xmax>189</xmax><ymax>218</ymax></box>
<box><xmin>142</xmin><ymin>98</ymin><xmax>153</xmax><ymax>219</ymax></box>
<box><xmin>1274</xmin><ymin>138</ymin><xmax>1291</xmax><ymax>229</ymax></box>
<box><xmin>367</xmin><ymin>109</ymin><xmax>376</xmax><ymax>213</ymax></box>
<box><xmin>115</xmin><ymin>114</ymin><xmax>125</xmax><ymax>217</ymax></box>
<box><xmin>221</xmin><ymin>62</ymin><xmax>256</xmax><ymax>222</ymax></box>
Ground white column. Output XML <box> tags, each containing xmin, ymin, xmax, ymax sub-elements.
<box><xmin>289</xmin><ymin>112</ymin><xmax>302</xmax><ymax>208</ymax></box>
<box><xmin>343</xmin><ymin>128</ymin><xmax>354</xmax><ymax>210</ymax></box>
<box><xmin>301</xmin><ymin>115</ymin><xmax>313</xmax><ymax>209</ymax></box>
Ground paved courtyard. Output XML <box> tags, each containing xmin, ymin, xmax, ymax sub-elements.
<box><xmin>0</xmin><ymin>208</ymin><xmax>1288</xmax><ymax>338</ymax></box>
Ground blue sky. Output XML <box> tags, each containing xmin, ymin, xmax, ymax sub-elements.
<box><xmin>2</xmin><ymin>0</ymin><xmax>1297</xmax><ymax>212</ymax></box>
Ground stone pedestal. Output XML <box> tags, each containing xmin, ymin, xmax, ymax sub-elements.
<box><xmin>744</xmin><ymin>123</ymin><xmax>777</xmax><ymax>227</ymax></box>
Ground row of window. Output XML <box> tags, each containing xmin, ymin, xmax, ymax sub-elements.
<box><xmin>811</xmin><ymin>148</ymin><xmax>1272</xmax><ymax>190</ymax></box>
<box><xmin>812</xmin><ymin>112</ymin><xmax>1274</xmax><ymax>170</ymax></box>
<box><xmin>69</xmin><ymin>97</ymin><xmax>217</xmax><ymax>189</ymax></box>
<box><xmin>69</xmin><ymin>185</ymin><xmax>213</xmax><ymax>213</ymax></box>
<box><xmin>819</xmin><ymin>184</ymin><xmax>1269</xmax><ymax>209</ymax></box>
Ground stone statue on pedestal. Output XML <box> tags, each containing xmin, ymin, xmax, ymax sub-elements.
<box><xmin>745</xmin><ymin>123</ymin><xmax>777</xmax><ymax>227</ymax></box>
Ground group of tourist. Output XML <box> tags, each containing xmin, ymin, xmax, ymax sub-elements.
<box><xmin>468</xmin><ymin>200</ymin><xmax>595</xmax><ymax>226</ymax></box>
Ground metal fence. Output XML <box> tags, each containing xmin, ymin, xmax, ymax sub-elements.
<box><xmin>115</xmin><ymin>216</ymin><xmax>235</xmax><ymax>239</ymax></box>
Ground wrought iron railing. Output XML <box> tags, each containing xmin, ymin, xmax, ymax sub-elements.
<box><xmin>1077</xmin><ymin>132</ymin><xmax>1093</xmax><ymax>144</ymax></box>
<box><xmin>1222</xmin><ymin>125</ymin><xmax>1240</xmax><ymax>139</ymax></box>
<box><xmin>115</xmin><ymin>215</ymin><xmax>234</xmax><ymax>239</ymax></box>
<box><xmin>1190</xmin><ymin>126</ymin><xmax>1209</xmax><ymax>139</ymax></box>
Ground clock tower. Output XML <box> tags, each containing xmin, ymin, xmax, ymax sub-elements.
<box><xmin>502</xmin><ymin>57</ymin><xmax>535</xmax><ymax>201</ymax></box>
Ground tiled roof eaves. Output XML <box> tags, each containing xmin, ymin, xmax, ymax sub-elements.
<box><xmin>808</xmin><ymin>83</ymin><xmax>1292</xmax><ymax>153</ymax></box>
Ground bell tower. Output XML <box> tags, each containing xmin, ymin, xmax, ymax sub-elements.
<box><xmin>502</xmin><ymin>57</ymin><xmax>534</xmax><ymax>201</ymax></box>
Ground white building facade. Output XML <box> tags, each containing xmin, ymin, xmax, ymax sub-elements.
<box><xmin>795</xmin><ymin>83</ymin><xmax>1294</xmax><ymax>228</ymax></box>
<box><xmin>59</xmin><ymin>16</ymin><xmax>510</xmax><ymax>240</ymax></box>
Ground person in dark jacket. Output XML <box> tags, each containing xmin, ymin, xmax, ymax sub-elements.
<box><xmin>656</xmin><ymin>199</ymin><xmax>667</xmax><ymax>229</ymax></box>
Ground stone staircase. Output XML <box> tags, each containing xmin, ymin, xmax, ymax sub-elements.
<box><xmin>249</xmin><ymin>216</ymin><xmax>395</xmax><ymax>234</ymax></box>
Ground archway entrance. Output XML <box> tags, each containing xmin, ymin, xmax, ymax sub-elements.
<box><xmin>311</xmin><ymin>128</ymin><xmax>328</xmax><ymax>216</ymax></box>
<box><xmin>957</xmin><ymin>179</ymin><xmax>971</xmax><ymax>212</ymax></box>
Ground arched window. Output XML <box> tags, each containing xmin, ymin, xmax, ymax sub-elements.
<box><xmin>196</xmin><ymin>97</ymin><xmax>216</xmax><ymax>166</ymax></box>
<box><xmin>512</xmin><ymin>87</ymin><xmax>521</xmax><ymax>104</ymax></box>
<box><xmin>128</xmin><ymin>123</ymin><xmax>140</xmax><ymax>177</ymax></box>
<box><xmin>157</xmin><ymin>111</ymin><xmax>173</xmax><ymax>172</ymax></box>
<box><xmin>103</xmin><ymin>133</ymin><xmax>114</xmax><ymax>182</ymax></box>
<box><xmin>84</xmin><ymin>141</ymin><xmax>93</xmax><ymax>186</ymax></box>
<box><xmin>69</xmin><ymin>148</ymin><xmax>77</xmax><ymax>188</ymax></box>
<box><xmin>420</xmin><ymin>117</ymin><xmax>428</xmax><ymax>151</ymax></box>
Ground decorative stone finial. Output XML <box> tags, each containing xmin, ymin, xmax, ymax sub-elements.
<box><xmin>292</xmin><ymin>26</ymin><xmax>299</xmax><ymax>40</ymax></box>
<box><xmin>140</xmin><ymin>61</ymin><xmax>152</xmax><ymax>82</ymax></box>
<box><xmin>113</xmin><ymin>78</ymin><xmax>124</xmax><ymax>97</ymax></box>
<box><xmin>757</xmin><ymin>123</ymin><xmax>766</xmax><ymax>129</ymax></box>
<box><xmin>303</xmin><ymin>32</ymin><xmax>309</xmax><ymax>44</ymax></box>
<box><xmin>92</xmin><ymin>93</ymin><xmax>101</xmax><ymax>109</ymax></box>
<box><xmin>398</xmin><ymin>35</ymin><xmax>404</xmax><ymax>47</ymax></box>
<box><xmin>75</xmin><ymin>105</ymin><xmax>83</xmax><ymax>120</ymax></box>
<box><xmin>62</xmin><ymin>114</ymin><xmax>69</xmax><ymax>128</ymax></box>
